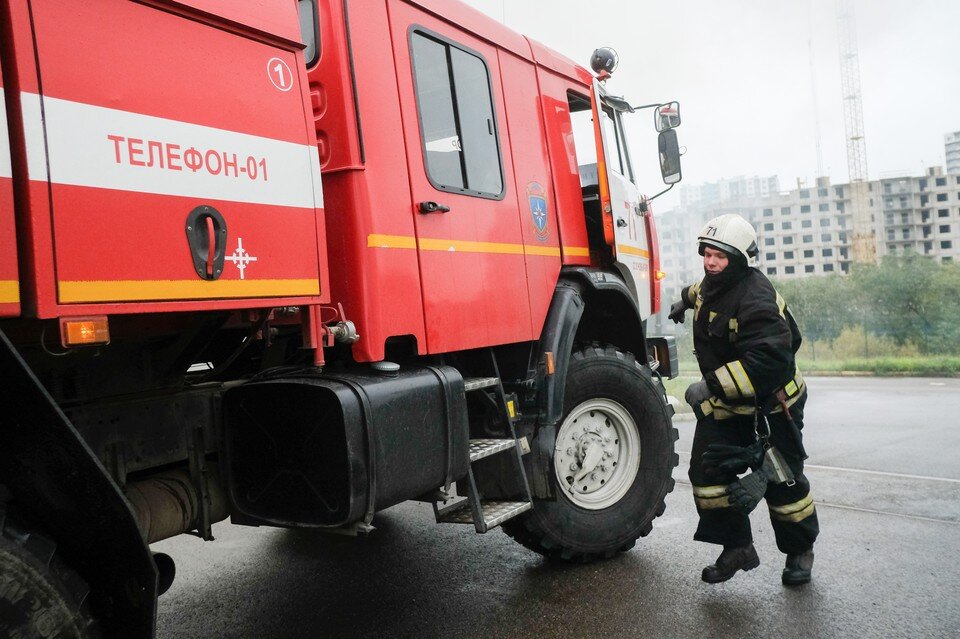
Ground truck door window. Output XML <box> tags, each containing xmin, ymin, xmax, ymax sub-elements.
<box><xmin>297</xmin><ymin>0</ymin><xmax>319</xmax><ymax>67</ymax></box>
<box><xmin>410</xmin><ymin>30</ymin><xmax>504</xmax><ymax>199</ymax></box>
<box><xmin>601</xmin><ymin>105</ymin><xmax>627</xmax><ymax>178</ymax></box>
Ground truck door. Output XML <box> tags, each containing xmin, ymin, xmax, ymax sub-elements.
<box><xmin>24</xmin><ymin>0</ymin><xmax>323</xmax><ymax>309</ymax></box>
<box><xmin>389</xmin><ymin>1</ymin><xmax>534</xmax><ymax>353</ymax></box>
<box><xmin>592</xmin><ymin>80</ymin><xmax>653</xmax><ymax>318</ymax></box>
<box><xmin>0</xmin><ymin>58</ymin><xmax>18</xmax><ymax>317</ymax></box>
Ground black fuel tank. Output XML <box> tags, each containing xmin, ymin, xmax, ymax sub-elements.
<box><xmin>224</xmin><ymin>365</ymin><xmax>468</xmax><ymax>527</ymax></box>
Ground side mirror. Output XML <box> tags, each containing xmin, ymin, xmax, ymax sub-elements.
<box><xmin>655</xmin><ymin>101</ymin><xmax>681</xmax><ymax>132</ymax></box>
<box><xmin>658</xmin><ymin>129</ymin><xmax>682</xmax><ymax>185</ymax></box>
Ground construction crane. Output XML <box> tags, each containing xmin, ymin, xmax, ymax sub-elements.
<box><xmin>836</xmin><ymin>0</ymin><xmax>876</xmax><ymax>264</ymax></box>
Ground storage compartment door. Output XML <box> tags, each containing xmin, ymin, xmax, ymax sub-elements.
<box><xmin>28</xmin><ymin>0</ymin><xmax>323</xmax><ymax>305</ymax></box>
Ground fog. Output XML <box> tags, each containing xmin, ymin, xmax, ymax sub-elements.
<box><xmin>461</xmin><ymin>0</ymin><xmax>960</xmax><ymax>208</ymax></box>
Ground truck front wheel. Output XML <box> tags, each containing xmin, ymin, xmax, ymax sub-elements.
<box><xmin>503</xmin><ymin>345</ymin><xmax>678</xmax><ymax>562</ymax></box>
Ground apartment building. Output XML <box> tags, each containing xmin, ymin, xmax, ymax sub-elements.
<box><xmin>946</xmin><ymin>131</ymin><xmax>960</xmax><ymax>175</ymax></box>
<box><xmin>657</xmin><ymin>168</ymin><xmax>960</xmax><ymax>306</ymax></box>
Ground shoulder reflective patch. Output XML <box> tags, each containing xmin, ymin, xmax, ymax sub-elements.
<box><xmin>775</xmin><ymin>291</ymin><xmax>787</xmax><ymax>319</ymax></box>
<box><xmin>22</xmin><ymin>93</ymin><xmax>322</xmax><ymax>210</ymax></box>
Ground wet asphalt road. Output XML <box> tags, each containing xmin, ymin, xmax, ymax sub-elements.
<box><xmin>154</xmin><ymin>377</ymin><xmax>960</xmax><ymax>638</ymax></box>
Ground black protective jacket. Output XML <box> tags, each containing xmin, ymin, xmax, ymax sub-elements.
<box><xmin>682</xmin><ymin>268</ymin><xmax>803</xmax><ymax>416</ymax></box>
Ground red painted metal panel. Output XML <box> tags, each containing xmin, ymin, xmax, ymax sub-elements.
<box><xmin>0</xmin><ymin>61</ymin><xmax>20</xmax><ymax>317</ymax></box>
<box><xmin>30</xmin><ymin>1</ymin><xmax>308</xmax><ymax>146</ymax></box>
<box><xmin>537</xmin><ymin>70</ymin><xmax>592</xmax><ymax>266</ymax></box>
<box><xmin>526</xmin><ymin>37</ymin><xmax>594</xmax><ymax>86</ymax></box>
<box><xmin>389</xmin><ymin>0</ymin><xmax>534</xmax><ymax>354</ymax></box>
<box><xmin>0</xmin><ymin>0</ymin><xmax>54</xmax><ymax>317</ymax></box>
<box><xmin>25</xmin><ymin>0</ymin><xmax>324</xmax><ymax>311</ymax></box>
<box><xmin>311</xmin><ymin>0</ymin><xmax>364</xmax><ymax>173</ymax></box>
<box><xmin>497</xmin><ymin>50</ymin><xmax>561</xmax><ymax>337</ymax></box>
<box><xmin>402</xmin><ymin>0</ymin><xmax>531</xmax><ymax>61</ymax></box>
<box><xmin>310</xmin><ymin>0</ymin><xmax>427</xmax><ymax>363</ymax></box>
<box><xmin>149</xmin><ymin>0</ymin><xmax>304</xmax><ymax>45</ymax></box>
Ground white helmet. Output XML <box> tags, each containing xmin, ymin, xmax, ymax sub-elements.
<box><xmin>697</xmin><ymin>214</ymin><xmax>759</xmax><ymax>261</ymax></box>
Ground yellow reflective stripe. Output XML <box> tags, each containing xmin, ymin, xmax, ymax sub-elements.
<box><xmin>616</xmin><ymin>244</ymin><xmax>650</xmax><ymax>258</ymax></box>
<box><xmin>728</xmin><ymin>360</ymin><xmax>756</xmax><ymax>398</ymax></box>
<box><xmin>695</xmin><ymin>496</ymin><xmax>731</xmax><ymax>510</ymax></box>
<box><xmin>418</xmin><ymin>237</ymin><xmax>525</xmax><ymax>254</ymax></box>
<box><xmin>368</xmin><ymin>233</ymin><xmax>417</xmax><ymax>249</ymax></box>
<box><xmin>708</xmin><ymin>311</ymin><xmax>717</xmax><ymax>322</ymax></box>
<box><xmin>714</xmin><ymin>365</ymin><xmax>739</xmax><ymax>399</ymax></box>
<box><xmin>367</xmin><ymin>234</ymin><xmax>563</xmax><ymax>257</ymax></box>
<box><xmin>785</xmin><ymin>380</ymin><xmax>799</xmax><ymax>396</ymax></box>
<box><xmin>0</xmin><ymin>281</ymin><xmax>20</xmax><ymax>304</ymax></box>
<box><xmin>524</xmin><ymin>245</ymin><xmax>563</xmax><ymax>257</ymax></box>
<box><xmin>770</xmin><ymin>494</ymin><xmax>813</xmax><ymax>515</ymax></box>
<box><xmin>728</xmin><ymin>318</ymin><xmax>739</xmax><ymax>333</ymax></box>
<box><xmin>58</xmin><ymin>279</ymin><xmax>320</xmax><ymax>303</ymax></box>
<box><xmin>771</xmin><ymin>502</ymin><xmax>816</xmax><ymax>523</ymax></box>
<box><xmin>563</xmin><ymin>246</ymin><xmax>591</xmax><ymax>258</ymax></box>
<box><xmin>686</xmin><ymin>281</ymin><xmax>701</xmax><ymax>308</ymax></box>
<box><xmin>692</xmin><ymin>485</ymin><xmax>729</xmax><ymax>498</ymax></box>
<box><xmin>775</xmin><ymin>291</ymin><xmax>787</xmax><ymax>319</ymax></box>
<box><xmin>698</xmin><ymin>399</ymin><xmax>714</xmax><ymax>417</ymax></box>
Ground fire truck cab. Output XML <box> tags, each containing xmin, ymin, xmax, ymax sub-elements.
<box><xmin>0</xmin><ymin>1</ymin><xmax>683</xmax><ymax>636</ymax></box>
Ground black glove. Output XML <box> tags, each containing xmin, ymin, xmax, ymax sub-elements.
<box><xmin>684</xmin><ymin>380</ymin><xmax>711</xmax><ymax>408</ymax></box>
<box><xmin>725</xmin><ymin>446</ymin><xmax>795</xmax><ymax>514</ymax></box>
<box><xmin>668</xmin><ymin>300</ymin><xmax>688</xmax><ymax>324</ymax></box>
<box><xmin>727</xmin><ymin>468</ymin><xmax>770</xmax><ymax>514</ymax></box>
<box><xmin>702</xmin><ymin>441</ymin><xmax>765</xmax><ymax>476</ymax></box>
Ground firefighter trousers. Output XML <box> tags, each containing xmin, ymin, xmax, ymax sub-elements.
<box><xmin>688</xmin><ymin>392</ymin><xmax>819</xmax><ymax>554</ymax></box>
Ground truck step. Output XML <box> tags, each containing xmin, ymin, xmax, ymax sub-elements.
<box><xmin>436</xmin><ymin>499</ymin><xmax>532</xmax><ymax>530</ymax></box>
<box><xmin>463</xmin><ymin>377</ymin><xmax>499</xmax><ymax>392</ymax></box>
<box><xmin>469</xmin><ymin>438</ymin><xmax>516</xmax><ymax>462</ymax></box>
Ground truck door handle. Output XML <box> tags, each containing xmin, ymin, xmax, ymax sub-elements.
<box><xmin>185</xmin><ymin>205</ymin><xmax>227</xmax><ymax>280</ymax></box>
<box><xmin>418</xmin><ymin>201</ymin><xmax>450</xmax><ymax>214</ymax></box>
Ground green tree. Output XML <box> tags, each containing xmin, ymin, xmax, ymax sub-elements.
<box><xmin>773</xmin><ymin>274</ymin><xmax>854</xmax><ymax>359</ymax></box>
<box><xmin>851</xmin><ymin>255</ymin><xmax>960</xmax><ymax>355</ymax></box>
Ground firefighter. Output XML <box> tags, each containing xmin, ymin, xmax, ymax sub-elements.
<box><xmin>668</xmin><ymin>213</ymin><xmax>819</xmax><ymax>586</ymax></box>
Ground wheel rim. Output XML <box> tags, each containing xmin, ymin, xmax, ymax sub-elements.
<box><xmin>553</xmin><ymin>398</ymin><xmax>641</xmax><ymax>510</ymax></box>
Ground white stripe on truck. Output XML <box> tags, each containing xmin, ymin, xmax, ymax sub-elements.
<box><xmin>0</xmin><ymin>88</ymin><xmax>13</xmax><ymax>180</ymax></box>
<box><xmin>21</xmin><ymin>92</ymin><xmax>323</xmax><ymax>210</ymax></box>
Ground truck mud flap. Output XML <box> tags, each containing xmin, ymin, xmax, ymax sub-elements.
<box><xmin>224</xmin><ymin>365</ymin><xmax>469</xmax><ymax>528</ymax></box>
<box><xmin>0</xmin><ymin>329</ymin><xmax>158</xmax><ymax>639</ymax></box>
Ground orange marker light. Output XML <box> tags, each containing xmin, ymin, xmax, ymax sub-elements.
<box><xmin>545</xmin><ymin>351</ymin><xmax>555</xmax><ymax>375</ymax></box>
<box><xmin>60</xmin><ymin>316</ymin><xmax>110</xmax><ymax>347</ymax></box>
<box><xmin>655</xmin><ymin>270</ymin><xmax>667</xmax><ymax>281</ymax></box>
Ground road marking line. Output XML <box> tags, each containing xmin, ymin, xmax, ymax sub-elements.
<box><xmin>674</xmin><ymin>480</ymin><xmax>959</xmax><ymax>526</ymax></box>
<box><xmin>676</xmin><ymin>451</ymin><xmax>960</xmax><ymax>484</ymax></box>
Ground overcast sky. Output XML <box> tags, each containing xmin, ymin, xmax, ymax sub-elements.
<box><xmin>460</xmin><ymin>0</ymin><xmax>960</xmax><ymax>210</ymax></box>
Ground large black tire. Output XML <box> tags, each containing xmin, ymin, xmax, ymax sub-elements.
<box><xmin>503</xmin><ymin>344</ymin><xmax>678</xmax><ymax>562</ymax></box>
<box><xmin>0</xmin><ymin>508</ymin><xmax>101</xmax><ymax>639</ymax></box>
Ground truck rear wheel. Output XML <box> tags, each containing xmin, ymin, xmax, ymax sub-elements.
<box><xmin>503</xmin><ymin>344</ymin><xmax>678</xmax><ymax>562</ymax></box>
<box><xmin>0</xmin><ymin>510</ymin><xmax>101</xmax><ymax>639</ymax></box>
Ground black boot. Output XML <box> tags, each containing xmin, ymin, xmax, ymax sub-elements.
<box><xmin>782</xmin><ymin>548</ymin><xmax>814</xmax><ymax>586</ymax></box>
<box><xmin>701</xmin><ymin>544</ymin><xmax>760</xmax><ymax>583</ymax></box>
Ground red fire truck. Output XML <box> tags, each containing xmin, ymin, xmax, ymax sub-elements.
<box><xmin>0</xmin><ymin>0</ymin><xmax>683</xmax><ymax>636</ymax></box>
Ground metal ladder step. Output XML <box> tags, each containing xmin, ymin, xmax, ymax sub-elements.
<box><xmin>436</xmin><ymin>499</ymin><xmax>532</xmax><ymax>530</ymax></box>
<box><xmin>469</xmin><ymin>438</ymin><xmax>516</xmax><ymax>462</ymax></box>
<box><xmin>463</xmin><ymin>377</ymin><xmax>499</xmax><ymax>392</ymax></box>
